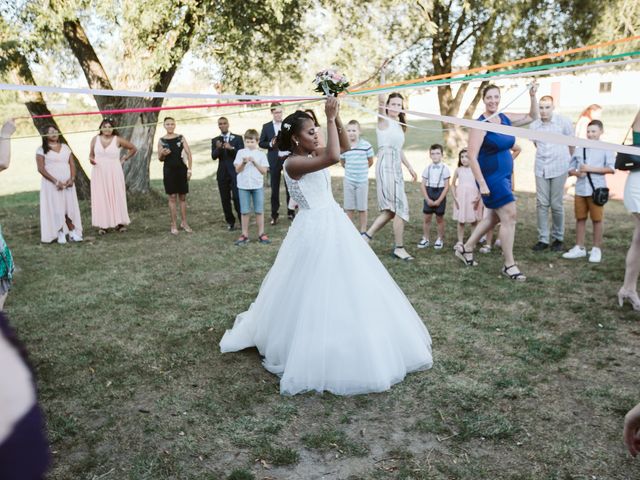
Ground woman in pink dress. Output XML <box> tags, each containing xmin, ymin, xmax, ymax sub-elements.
<box><xmin>89</xmin><ymin>119</ymin><xmax>137</xmax><ymax>234</ymax></box>
<box><xmin>36</xmin><ymin>126</ymin><xmax>83</xmax><ymax>244</ymax></box>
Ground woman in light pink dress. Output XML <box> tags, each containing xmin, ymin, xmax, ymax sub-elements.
<box><xmin>89</xmin><ymin>119</ymin><xmax>137</xmax><ymax>234</ymax></box>
<box><xmin>36</xmin><ymin>126</ymin><xmax>83</xmax><ymax>244</ymax></box>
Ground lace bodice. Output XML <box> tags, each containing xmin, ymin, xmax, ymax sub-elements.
<box><xmin>283</xmin><ymin>164</ymin><xmax>334</xmax><ymax>210</ymax></box>
<box><xmin>376</xmin><ymin>119</ymin><xmax>404</xmax><ymax>150</ymax></box>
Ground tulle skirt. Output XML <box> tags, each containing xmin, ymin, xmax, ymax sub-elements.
<box><xmin>220</xmin><ymin>200</ymin><xmax>432</xmax><ymax>395</ymax></box>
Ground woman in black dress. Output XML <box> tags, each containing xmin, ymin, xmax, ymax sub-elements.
<box><xmin>158</xmin><ymin>117</ymin><xmax>193</xmax><ymax>234</ymax></box>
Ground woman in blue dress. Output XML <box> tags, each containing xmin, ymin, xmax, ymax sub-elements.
<box><xmin>454</xmin><ymin>83</ymin><xmax>538</xmax><ymax>281</ymax></box>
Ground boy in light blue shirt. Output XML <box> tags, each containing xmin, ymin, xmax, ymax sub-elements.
<box><xmin>563</xmin><ymin>120</ymin><xmax>615</xmax><ymax>263</ymax></box>
<box><xmin>340</xmin><ymin>120</ymin><xmax>374</xmax><ymax>233</ymax></box>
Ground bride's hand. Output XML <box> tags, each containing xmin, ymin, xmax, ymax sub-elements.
<box><xmin>325</xmin><ymin>96</ymin><xmax>338</xmax><ymax>121</ymax></box>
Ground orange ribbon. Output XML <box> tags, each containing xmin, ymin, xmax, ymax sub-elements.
<box><xmin>349</xmin><ymin>35</ymin><xmax>640</xmax><ymax>93</ymax></box>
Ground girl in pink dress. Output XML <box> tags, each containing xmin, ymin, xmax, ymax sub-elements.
<box><xmin>451</xmin><ymin>149</ymin><xmax>483</xmax><ymax>247</ymax></box>
<box><xmin>36</xmin><ymin>126</ymin><xmax>83</xmax><ymax>244</ymax></box>
<box><xmin>89</xmin><ymin>119</ymin><xmax>137</xmax><ymax>234</ymax></box>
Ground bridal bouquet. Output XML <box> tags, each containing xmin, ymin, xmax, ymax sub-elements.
<box><xmin>313</xmin><ymin>69</ymin><xmax>349</xmax><ymax>96</ymax></box>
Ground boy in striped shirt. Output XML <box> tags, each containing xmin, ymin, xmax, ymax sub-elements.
<box><xmin>340</xmin><ymin>120</ymin><xmax>375</xmax><ymax>233</ymax></box>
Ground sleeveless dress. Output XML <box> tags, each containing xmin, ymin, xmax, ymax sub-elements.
<box><xmin>37</xmin><ymin>144</ymin><xmax>83</xmax><ymax>243</ymax></box>
<box><xmin>477</xmin><ymin>113</ymin><xmax>516</xmax><ymax>209</ymax></box>
<box><xmin>220</xmin><ymin>166</ymin><xmax>432</xmax><ymax>395</ymax></box>
<box><xmin>161</xmin><ymin>136</ymin><xmax>188</xmax><ymax>194</ymax></box>
<box><xmin>91</xmin><ymin>136</ymin><xmax>130</xmax><ymax>229</ymax></box>
<box><xmin>376</xmin><ymin>120</ymin><xmax>409</xmax><ymax>221</ymax></box>
<box><xmin>452</xmin><ymin>166</ymin><xmax>483</xmax><ymax>223</ymax></box>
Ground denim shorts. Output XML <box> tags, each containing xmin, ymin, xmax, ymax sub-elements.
<box><xmin>238</xmin><ymin>188</ymin><xmax>264</xmax><ymax>214</ymax></box>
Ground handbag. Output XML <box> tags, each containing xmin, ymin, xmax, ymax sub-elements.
<box><xmin>615</xmin><ymin>128</ymin><xmax>640</xmax><ymax>171</ymax></box>
<box><xmin>583</xmin><ymin>148</ymin><xmax>609</xmax><ymax>206</ymax></box>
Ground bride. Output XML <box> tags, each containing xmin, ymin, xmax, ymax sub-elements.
<box><xmin>220</xmin><ymin>97</ymin><xmax>432</xmax><ymax>395</ymax></box>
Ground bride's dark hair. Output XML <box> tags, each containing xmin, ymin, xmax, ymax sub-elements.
<box><xmin>277</xmin><ymin>111</ymin><xmax>313</xmax><ymax>152</ymax></box>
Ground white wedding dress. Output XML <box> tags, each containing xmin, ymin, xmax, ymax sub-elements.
<box><xmin>219</xmin><ymin>165</ymin><xmax>432</xmax><ymax>395</ymax></box>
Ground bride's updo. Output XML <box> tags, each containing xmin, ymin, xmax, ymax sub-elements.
<box><xmin>277</xmin><ymin>111</ymin><xmax>313</xmax><ymax>152</ymax></box>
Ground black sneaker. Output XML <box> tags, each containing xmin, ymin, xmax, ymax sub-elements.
<box><xmin>550</xmin><ymin>239</ymin><xmax>565</xmax><ymax>252</ymax></box>
<box><xmin>532</xmin><ymin>241</ymin><xmax>549</xmax><ymax>251</ymax></box>
<box><xmin>227</xmin><ymin>223</ymin><xmax>236</xmax><ymax>231</ymax></box>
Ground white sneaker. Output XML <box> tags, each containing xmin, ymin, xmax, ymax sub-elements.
<box><xmin>57</xmin><ymin>230</ymin><xmax>67</xmax><ymax>244</ymax></box>
<box><xmin>494</xmin><ymin>238</ymin><xmax>502</xmax><ymax>248</ymax></box>
<box><xmin>479</xmin><ymin>235</ymin><xmax>487</xmax><ymax>244</ymax></box>
<box><xmin>562</xmin><ymin>245</ymin><xmax>586</xmax><ymax>259</ymax></box>
<box><xmin>589</xmin><ymin>246</ymin><xmax>602</xmax><ymax>263</ymax></box>
<box><xmin>417</xmin><ymin>237</ymin><xmax>430</xmax><ymax>249</ymax></box>
<box><xmin>434</xmin><ymin>238</ymin><xmax>444</xmax><ymax>250</ymax></box>
<box><xmin>68</xmin><ymin>230</ymin><xmax>83</xmax><ymax>242</ymax></box>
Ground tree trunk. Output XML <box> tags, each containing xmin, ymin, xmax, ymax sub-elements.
<box><xmin>57</xmin><ymin>13</ymin><xmax>201</xmax><ymax>193</ymax></box>
<box><xmin>9</xmin><ymin>67</ymin><xmax>91</xmax><ymax>200</ymax></box>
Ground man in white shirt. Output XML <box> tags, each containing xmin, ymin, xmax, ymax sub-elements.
<box><xmin>530</xmin><ymin>95</ymin><xmax>575</xmax><ymax>252</ymax></box>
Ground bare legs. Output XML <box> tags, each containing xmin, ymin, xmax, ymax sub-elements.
<box><xmin>346</xmin><ymin>210</ymin><xmax>368</xmax><ymax>233</ymax></box>
<box><xmin>241</xmin><ymin>213</ymin><xmax>265</xmax><ymax>238</ymax></box>
<box><xmin>619</xmin><ymin>214</ymin><xmax>640</xmax><ymax>310</ymax></box>
<box><xmin>365</xmin><ymin>210</ymin><xmax>411</xmax><ymax>259</ymax></box>
<box><xmin>169</xmin><ymin>193</ymin><xmax>191</xmax><ymax>234</ymax></box>
<box><xmin>459</xmin><ymin>201</ymin><xmax>523</xmax><ymax>276</ymax></box>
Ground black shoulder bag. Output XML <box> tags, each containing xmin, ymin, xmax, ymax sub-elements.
<box><xmin>584</xmin><ymin>148</ymin><xmax>609</xmax><ymax>206</ymax></box>
<box><xmin>615</xmin><ymin>128</ymin><xmax>640</xmax><ymax>171</ymax></box>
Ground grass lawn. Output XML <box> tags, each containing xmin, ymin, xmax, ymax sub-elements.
<box><xmin>1</xmin><ymin>160</ymin><xmax>639</xmax><ymax>479</ymax></box>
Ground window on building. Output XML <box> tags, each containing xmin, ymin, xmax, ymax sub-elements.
<box><xmin>599</xmin><ymin>82</ymin><xmax>612</xmax><ymax>93</ymax></box>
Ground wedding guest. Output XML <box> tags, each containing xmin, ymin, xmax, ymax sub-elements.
<box><xmin>562</xmin><ymin>120</ymin><xmax>614</xmax><ymax>264</ymax></box>
<box><xmin>159</xmin><ymin>117</ymin><xmax>193</xmax><ymax>235</ymax></box>
<box><xmin>212</xmin><ymin>117</ymin><xmax>243</xmax><ymax>230</ymax></box>
<box><xmin>617</xmin><ymin>108</ymin><xmax>640</xmax><ymax>310</ymax></box>
<box><xmin>363</xmin><ymin>82</ymin><xmax>418</xmax><ymax>261</ymax></box>
<box><xmin>0</xmin><ymin>311</ymin><xmax>50</xmax><ymax>479</ymax></box>
<box><xmin>454</xmin><ymin>83</ymin><xmax>538</xmax><ymax>281</ymax></box>
<box><xmin>340</xmin><ymin>120</ymin><xmax>374</xmax><ymax>233</ymax></box>
<box><xmin>259</xmin><ymin>103</ymin><xmax>294</xmax><ymax>224</ymax></box>
<box><xmin>89</xmin><ymin>118</ymin><xmax>137</xmax><ymax>235</ymax></box>
<box><xmin>36</xmin><ymin>125</ymin><xmax>83</xmax><ymax>244</ymax></box>
<box><xmin>417</xmin><ymin>144</ymin><xmax>450</xmax><ymax>250</ymax></box>
<box><xmin>0</xmin><ymin>119</ymin><xmax>16</xmax><ymax>310</ymax></box>
<box><xmin>233</xmin><ymin>129</ymin><xmax>270</xmax><ymax>245</ymax></box>
<box><xmin>575</xmin><ymin>104</ymin><xmax>602</xmax><ymax>139</ymax></box>
<box><xmin>451</xmin><ymin>149</ymin><xmax>483</xmax><ymax>249</ymax></box>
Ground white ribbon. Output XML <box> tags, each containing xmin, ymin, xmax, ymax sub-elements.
<box><xmin>404</xmin><ymin>109</ymin><xmax>640</xmax><ymax>155</ymax></box>
<box><xmin>0</xmin><ymin>83</ymin><xmax>314</xmax><ymax>101</ymax></box>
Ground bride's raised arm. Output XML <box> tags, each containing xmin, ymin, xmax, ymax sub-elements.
<box><xmin>284</xmin><ymin>97</ymin><xmax>343</xmax><ymax>180</ymax></box>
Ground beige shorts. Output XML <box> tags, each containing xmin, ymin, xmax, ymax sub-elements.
<box><xmin>574</xmin><ymin>195</ymin><xmax>603</xmax><ymax>222</ymax></box>
<box><xmin>343</xmin><ymin>179</ymin><xmax>368</xmax><ymax>211</ymax></box>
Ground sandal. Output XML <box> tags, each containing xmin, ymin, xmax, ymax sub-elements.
<box><xmin>392</xmin><ymin>246</ymin><xmax>414</xmax><ymax>261</ymax></box>
<box><xmin>180</xmin><ymin>223</ymin><xmax>193</xmax><ymax>233</ymax></box>
<box><xmin>170</xmin><ymin>226</ymin><xmax>179</xmax><ymax>235</ymax></box>
<box><xmin>115</xmin><ymin>224</ymin><xmax>127</xmax><ymax>233</ymax></box>
<box><xmin>98</xmin><ymin>228</ymin><xmax>107</xmax><ymax>236</ymax></box>
<box><xmin>361</xmin><ymin>231</ymin><xmax>372</xmax><ymax>242</ymax></box>
<box><xmin>502</xmin><ymin>264</ymin><xmax>526</xmax><ymax>282</ymax></box>
<box><xmin>454</xmin><ymin>243</ymin><xmax>477</xmax><ymax>266</ymax></box>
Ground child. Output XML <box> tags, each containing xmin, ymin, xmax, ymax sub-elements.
<box><xmin>562</xmin><ymin>120</ymin><xmax>615</xmax><ymax>263</ymax></box>
<box><xmin>451</xmin><ymin>148</ymin><xmax>482</xmax><ymax>248</ymax></box>
<box><xmin>233</xmin><ymin>129</ymin><xmax>270</xmax><ymax>245</ymax></box>
<box><xmin>340</xmin><ymin>120</ymin><xmax>374</xmax><ymax>233</ymax></box>
<box><xmin>418</xmin><ymin>144</ymin><xmax>451</xmax><ymax>250</ymax></box>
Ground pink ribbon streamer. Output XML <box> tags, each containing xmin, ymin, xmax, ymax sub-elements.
<box><xmin>20</xmin><ymin>96</ymin><xmax>316</xmax><ymax>120</ymax></box>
